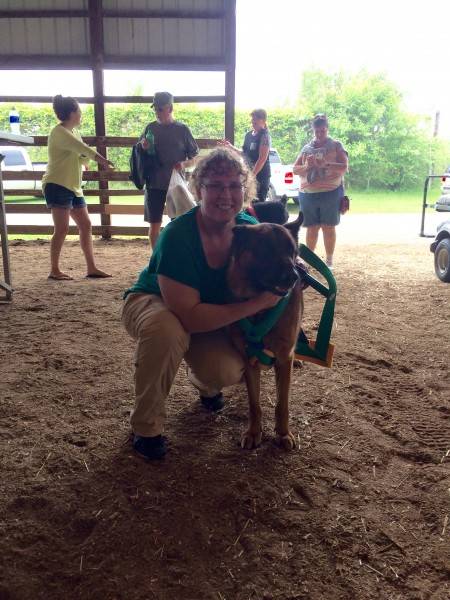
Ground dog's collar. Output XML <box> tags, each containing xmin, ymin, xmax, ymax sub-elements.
<box><xmin>237</xmin><ymin>292</ymin><xmax>292</xmax><ymax>366</ymax></box>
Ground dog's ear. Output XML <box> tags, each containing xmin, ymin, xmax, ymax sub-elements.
<box><xmin>280</xmin><ymin>194</ymin><xmax>288</xmax><ymax>207</ymax></box>
<box><xmin>284</xmin><ymin>212</ymin><xmax>304</xmax><ymax>244</ymax></box>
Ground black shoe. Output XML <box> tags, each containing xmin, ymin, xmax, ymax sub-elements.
<box><xmin>133</xmin><ymin>434</ymin><xmax>167</xmax><ymax>460</ymax></box>
<box><xmin>200</xmin><ymin>393</ymin><xmax>225</xmax><ymax>412</ymax></box>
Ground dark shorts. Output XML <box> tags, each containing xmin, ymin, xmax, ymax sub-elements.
<box><xmin>299</xmin><ymin>187</ymin><xmax>341</xmax><ymax>227</ymax></box>
<box><xmin>144</xmin><ymin>187</ymin><xmax>167</xmax><ymax>223</ymax></box>
<box><xmin>44</xmin><ymin>183</ymin><xmax>86</xmax><ymax>209</ymax></box>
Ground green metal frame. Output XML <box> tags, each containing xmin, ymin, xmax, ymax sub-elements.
<box><xmin>294</xmin><ymin>244</ymin><xmax>337</xmax><ymax>367</ymax></box>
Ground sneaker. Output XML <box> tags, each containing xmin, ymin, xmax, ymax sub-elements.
<box><xmin>325</xmin><ymin>257</ymin><xmax>333</xmax><ymax>270</ymax></box>
<box><xmin>133</xmin><ymin>434</ymin><xmax>167</xmax><ymax>460</ymax></box>
<box><xmin>200</xmin><ymin>392</ymin><xmax>225</xmax><ymax>412</ymax></box>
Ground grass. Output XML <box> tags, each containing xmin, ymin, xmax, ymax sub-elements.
<box><xmin>4</xmin><ymin>184</ymin><xmax>445</xmax><ymax>240</ymax></box>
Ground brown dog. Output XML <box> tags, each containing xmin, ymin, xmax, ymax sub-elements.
<box><xmin>227</xmin><ymin>215</ymin><xmax>304</xmax><ymax>450</ymax></box>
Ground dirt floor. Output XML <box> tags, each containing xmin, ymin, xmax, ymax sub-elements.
<box><xmin>1</xmin><ymin>234</ymin><xmax>449</xmax><ymax>600</ymax></box>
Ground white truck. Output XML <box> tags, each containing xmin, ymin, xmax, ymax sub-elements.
<box><xmin>0</xmin><ymin>146</ymin><xmax>44</xmax><ymax>191</ymax></box>
<box><xmin>268</xmin><ymin>148</ymin><xmax>300</xmax><ymax>203</ymax></box>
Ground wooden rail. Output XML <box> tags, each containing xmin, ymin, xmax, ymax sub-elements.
<box><xmin>3</xmin><ymin>137</ymin><xmax>219</xmax><ymax>237</ymax></box>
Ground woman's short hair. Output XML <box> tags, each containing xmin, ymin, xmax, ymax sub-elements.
<box><xmin>250</xmin><ymin>108</ymin><xmax>267</xmax><ymax>121</ymax></box>
<box><xmin>312</xmin><ymin>113</ymin><xmax>328</xmax><ymax>128</ymax></box>
<box><xmin>191</xmin><ymin>147</ymin><xmax>256</xmax><ymax>206</ymax></box>
<box><xmin>52</xmin><ymin>95</ymin><xmax>79</xmax><ymax>121</ymax></box>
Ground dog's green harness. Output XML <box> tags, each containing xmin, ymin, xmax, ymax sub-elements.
<box><xmin>237</xmin><ymin>244</ymin><xmax>337</xmax><ymax>368</ymax></box>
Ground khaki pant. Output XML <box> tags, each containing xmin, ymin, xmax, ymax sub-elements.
<box><xmin>122</xmin><ymin>293</ymin><xmax>245</xmax><ymax>437</ymax></box>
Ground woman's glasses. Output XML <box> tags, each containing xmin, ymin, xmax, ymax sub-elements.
<box><xmin>202</xmin><ymin>182</ymin><xmax>244</xmax><ymax>195</ymax></box>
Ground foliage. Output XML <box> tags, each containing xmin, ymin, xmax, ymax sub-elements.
<box><xmin>296</xmin><ymin>70</ymin><xmax>450</xmax><ymax>190</ymax></box>
<box><xmin>1</xmin><ymin>69</ymin><xmax>450</xmax><ymax>190</ymax></box>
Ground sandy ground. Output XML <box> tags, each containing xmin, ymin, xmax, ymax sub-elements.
<box><xmin>0</xmin><ymin>223</ymin><xmax>449</xmax><ymax>600</ymax></box>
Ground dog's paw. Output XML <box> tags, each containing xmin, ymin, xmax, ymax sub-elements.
<box><xmin>275</xmin><ymin>431</ymin><xmax>297</xmax><ymax>451</ymax></box>
<box><xmin>241</xmin><ymin>429</ymin><xmax>262</xmax><ymax>450</ymax></box>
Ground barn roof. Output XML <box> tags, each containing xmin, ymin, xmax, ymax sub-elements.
<box><xmin>0</xmin><ymin>0</ymin><xmax>232</xmax><ymax>71</ymax></box>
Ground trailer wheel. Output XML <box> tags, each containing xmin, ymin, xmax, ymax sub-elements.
<box><xmin>434</xmin><ymin>238</ymin><xmax>450</xmax><ymax>282</ymax></box>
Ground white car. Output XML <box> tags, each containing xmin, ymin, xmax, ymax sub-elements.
<box><xmin>268</xmin><ymin>149</ymin><xmax>300</xmax><ymax>203</ymax></box>
<box><xmin>0</xmin><ymin>146</ymin><xmax>43</xmax><ymax>191</ymax></box>
<box><xmin>440</xmin><ymin>167</ymin><xmax>450</xmax><ymax>194</ymax></box>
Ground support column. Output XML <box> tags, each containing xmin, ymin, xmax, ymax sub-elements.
<box><xmin>88</xmin><ymin>0</ymin><xmax>110</xmax><ymax>239</ymax></box>
<box><xmin>224</xmin><ymin>0</ymin><xmax>236</xmax><ymax>144</ymax></box>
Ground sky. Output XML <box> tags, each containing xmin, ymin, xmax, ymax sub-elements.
<box><xmin>2</xmin><ymin>0</ymin><xmax>450</xmax><ymax>135</ymax></box>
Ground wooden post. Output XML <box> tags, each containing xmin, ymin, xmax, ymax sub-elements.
<box><xmin>0</xmin><ymin>155</ymin><xmax>13</xmax><ymax>302</ymax></box>
<box><xmin>224</xmin><ymin>0</ymin><xmax>236</xmax><ymax>144</ymax></box>
<box><xmin>88</xmin><ymin>0</ymin><xmax>110</xmax><ymax>239</ymax></box>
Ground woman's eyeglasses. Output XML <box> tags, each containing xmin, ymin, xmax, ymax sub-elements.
<box><xmin>201</xmin><ymin>182</ymin><xmax>244</xmax><ymax>195</ymax></box>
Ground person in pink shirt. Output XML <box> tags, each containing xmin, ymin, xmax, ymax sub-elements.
<box><xmin>293</xmin><ymin>114</ymin><xmax>348</xmax><ymax>269</ymax></box>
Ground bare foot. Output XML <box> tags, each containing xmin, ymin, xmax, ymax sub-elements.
<box><xmin>48</xmin><ymin>271</ymin><xmax>73</xmax><ymax>281</ymax></box>
<box><xmin>85</xmin><ymin>269</ymin><xmax>112</xmax><ymax>279</ymax></box>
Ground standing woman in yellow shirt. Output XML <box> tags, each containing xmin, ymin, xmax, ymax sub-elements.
<box><xmin>42</xmin><ymin>95</ymin><xmax>114</xmax><ymax>280</ymax></box>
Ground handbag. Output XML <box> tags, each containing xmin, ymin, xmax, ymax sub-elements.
<box><xmin>340</xmin><ymin>195</ymin><xmax>350</xmax><ymax>214</ymax></box>
<box><xmin>165</xmin><ymin>169</ymin><xmax>196</xmax><ymax>219</ymax></box>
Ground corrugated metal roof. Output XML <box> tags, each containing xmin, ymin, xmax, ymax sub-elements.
<box><xmin>0</xmin><ymin>0</ymin><xmax>228</xmax><ymax>68</ymax></box>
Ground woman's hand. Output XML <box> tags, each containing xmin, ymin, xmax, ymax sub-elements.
<box><xmin>141</xmin><ymin>139</ymin><xmax>149</xmax><ymax>150</ymax></box>
<box><xmin>255</xmin><ymin>291</ymin><xmax>284</xmax><ymax>310</ymax></box>
<box><xmin>99</xmin><ymin>157</ymin><xmax>115</xmax><ymax>169</ymax></box>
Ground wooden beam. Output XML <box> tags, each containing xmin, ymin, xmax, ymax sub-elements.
<box><xmin>103</xmin><ymin>56</ymin><xmax>226</xmax><ymax>70</ymax></box>
<box><xmin>0</xmin><ymin>55</ymin><xmax>91</xmax><ymax>69</ymax></box>
<box><xmin>103</xmin><ymin>205</ymin><xmax>144</xmax><ymax>215</ymax></box>
<box><xmin>0</xmin><ymin>95</ymin><xmax>226</xmax><ymax>104</ymax></box>
<box><xmin>3</xmin><ymin>189</ymin><xmax>143</xmax><ymax>197</ymax></box>
<box><xmin>0</xmin><ymin>96</ymin><xmax>95</xmax><ymax>104</ymax></box>
<box><xmin>0</xmin><ymin>8</ymin><xmax>225</xmax><ymax>19</ymax></box>
<box><xmin>7</xmin><ymin>225</ymin><xmax>149</xmax><ymax>236</ymax></box>
<box><xmin>2</xmin><ymin>171</ymin><xmax>130</xmax><ymax>181</ymax></box>
<box><xmin>88</xmin><ymin>0</ymin><xmax>110</xmax><ymax>239</ymax></box>
<box><xmin>5</xmin><ymin>203</ymin><xmax>101</xmax><ymax>213</ymax></box>
<box><xmin>0</xmin><ymin>10</ymin><xmax>88</xmax><ymax>18</ymax></box>
<box><xmin>0</xmin><ymin>137</ymin><xmax>220</xmax><ymax>148</ymax></box>
<box><xmin>0</xmin><ymin>55</ymin><xmax>226</xmax><ymax>70</ymax></box>
<box><xmin>224</xmin><ymin>0</ymin><xmax>236</xmax><ymax>144</ymax></box>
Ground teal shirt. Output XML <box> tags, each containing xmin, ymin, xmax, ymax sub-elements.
<box><xmin>126</xmin><ymin>206</ymin><xmax>257</xmax><ymax>304</ymax></box>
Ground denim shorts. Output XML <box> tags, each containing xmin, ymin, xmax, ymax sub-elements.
<box><xmin>299</xmin><ymin>187</ymin><xmax>341</xmax><ymax>226</ymax></box>
<box><xmin>44</xmin><ymin>182</ymin><xmax>86</xmax><ymax>209</ymax></box>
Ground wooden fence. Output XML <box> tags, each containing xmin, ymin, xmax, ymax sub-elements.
<box><xmin>2</xmin><ymin>135</ymin><xmax>218</xmax><ymax>238</ymax></box>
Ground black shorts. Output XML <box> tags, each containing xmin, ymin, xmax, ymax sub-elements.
<box><xmin>144</xmin><ymin>187</ymin><xmax>167</xmax><ymax>223</ymax></box>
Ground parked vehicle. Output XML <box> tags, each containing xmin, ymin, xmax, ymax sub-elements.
<box><xmin>430</xmin><ymin>218</ymin><xmax>450</xmax><ymax>282</ymax></box>
<box><xmin>441</xmin><ymin>166</ymin><xmax>450</xmax><ymax>194</ymax></box>
<box><xmin>268</xmin><ymin>149</ymin><xmax>300</xmax><ymax>203</ymax></box>
<box><xmin>0</xmin><ymin>146</ymin><xmax>43</xmax><ymax>191</ymax></box>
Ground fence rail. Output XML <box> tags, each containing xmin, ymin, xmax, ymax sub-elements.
<box><xmin>2</xmin><ymin>136</ymin><xmax>219</xmax><ymax>237</ymax></box>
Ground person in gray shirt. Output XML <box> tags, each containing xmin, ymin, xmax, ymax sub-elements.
<box><xmin>140</xmin><ymin>91</ymin><xmax>199</xmax><ymax>247</ymax></box>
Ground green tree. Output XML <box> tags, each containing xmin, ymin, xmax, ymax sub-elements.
<box><xmin>296</xmin><ymin>70</ymin><xmax>438</xmax><ymax>190</ymax></box>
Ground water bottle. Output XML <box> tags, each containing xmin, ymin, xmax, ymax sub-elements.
<box><xmin>145</xmin><ymin>129</ymin><xmax>156</xmax><ymax>156</ymax></box>
<box><xmin>9</xmin><ymin>108</ymin><xmax>20</xmax><ymax>134</ymax></box>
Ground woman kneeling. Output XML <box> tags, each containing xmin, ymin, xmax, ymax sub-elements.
<box><xmin>122</xmin><ymin>147</ymin><xmax>281</xmax><ymax>459</ymax></box>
